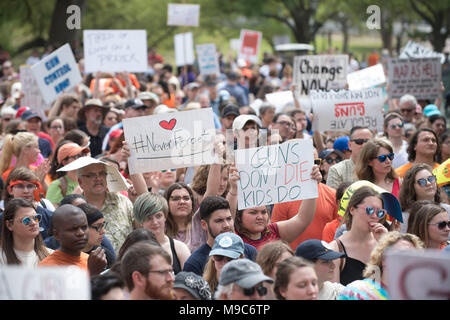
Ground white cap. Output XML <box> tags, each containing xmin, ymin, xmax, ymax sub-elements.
<box><xmin>154</xmin><ymin>104</ymin><xmax>178</xmax><ymax>114</ymax></box>
<box><xmin>232</xmin><ymin>114</ymin><xmax>262</xmax><ymax>131</ymax></box>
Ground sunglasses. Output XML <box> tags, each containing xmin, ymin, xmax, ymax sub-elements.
<box><xmin>20</xmin><ymin>214</ymin><xmax>42</xmax><ymax>226</ymax></box>
<box><xmin>376</xmin><ymin>153</ymin><xmax>395</xmax><ymax>163</ymax></box>
<box><xmin>416</xmin><ymin>175</ymin><xmax>436</xmax><ymax>187</ymax></box>
<box><xmin>161</xmin><ymin>168</ymin><xmax>176</xmax><ymax>173</ymax></box>
<box><xmin>428</xmin><ymin>221</ymin><xmax>450</xmax><ymax>230</ymax></box>
<box><xmin>243</xmin><ymin>286</ymin><xmax>268</xmax><ymax>297</ymax></box>
<box><xmin>351</xmin><ymin>138</ymin><xmax>369</xmax><ymax>145</ymax></box>
<box><xmin>359</xmin><ymin>205</ymin><xmax>386</xmax><ymax>219</ymax></box>
<box><xmin>325</xmin><ymin>157</ymin><xmax>341</xmax><ymax>164</ymax></box>
<box><xmin>90</xmin><ymin>222</ymin><xmax>107</xmax><ymax>232</ymax></box>
<box><xmin>389</xmin><ymin>123</ymin><xmax>404</xmax><ymax>129</ymax></box>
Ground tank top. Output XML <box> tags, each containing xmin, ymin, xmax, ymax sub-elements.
<box><xmin>169</xmin><ymin>237</ymin><xmax>182</xmax><ymax>275</ymax></box>
<box><xmin>337</xmin><ymin>239</ymin><xmax>366</xmax><ymax>286</ymax></box>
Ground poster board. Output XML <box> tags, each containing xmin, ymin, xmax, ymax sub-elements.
<box><xmin>399</xmin><ymin>40</ymin><xmax>446</xmax><ymax>64</ymax></box>
<box><xmin>174</xmin><ymin>32</ymin><xmax>195</xmax><ymax>67</ymax></box>
<box><xmin>167</xmin><ymin>3</ymin><xmax>200</xmax><ymax>27</ymax></box>
<box><xmin>238</xmin><ymin>29</ymin><xmax>262</xmax><ymax>65</ymax></box>
<box><xmin>347</xmin><ymin>64</ymin><xmax>386</xmax><ymax>90</ymax></box>
<box><xmin>196</xmin><ymin>43</ymin><xmax>220</xmax><ymax>76</ymax></box>
<box><xmin>20</xmin><ymin>65</ymin><xmax>49</xmax><ymax>115</ymax></box>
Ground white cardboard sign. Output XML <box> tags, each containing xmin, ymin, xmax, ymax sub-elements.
<box><xmin>83</xmin><ymin>30</ymin><xmax>148</xmax><ymax>73</ymax></box>
<box><xmin>30</xmin><ymin>43</ymin><xmax>82</xmax><ymax>104</ymax></box>
<box><xmin>347</xmin><ymin>64</ymin><xmax>386</xmax><ymax>90</ymax></box>
<box><xmin>174</xmin><ymin>32</ymin><xmax>195</xmax><ymax>67</ymax></box>
<box><xmin>123</xmin><ymin>108</ymin><xmax>217</xmax><ymax>174</ymax></box>
<box><xmin>235</xmin><ymin>139</ymin><xmax>318</xmax><ymax>210</ymax></box>
<box><xmin>310</xmin><ymin>88</ymin><xmax>384</xmax><ymax>132</ymax></box>
<box><xmin>399</xmin><ymin>40</ymin><xmax>446</xmax><ymax>64</ymax></box>
<box><xmin>238</xmin><ymin>29</ymin><xmax>262</xmax><ymax>65</ymax></box>
<box><xmin>20</xmin><ymin>65</ymin><xmax>49</xmax><ymax>115</ymax></box>
<box><xmin>196</xmin><ymin>43</ymin><xmax>220</xmax><ymax>76</ymax></box>
<box><xmin>167</xmin><ymin>3</ymin><xmax>200</xmax><ymax>27</ymax></box>
<box><xmin>265</xmin><ymin>90</ymin><xmax>295</xmax><ymax>114</ymax></box>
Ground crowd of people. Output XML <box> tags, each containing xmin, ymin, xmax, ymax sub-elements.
<box><xmin>0</xmin><ymin>43</ymin><xmax>449</xmax><ymax>301</ymax></box>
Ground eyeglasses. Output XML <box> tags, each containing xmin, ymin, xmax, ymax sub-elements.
<box><xmin>170</xmin><ymin>196</ymin><xmax>191</xmax><ymax>202</ymax></box>
<box><xmin>416</xmin><ymin>175</ymin><xmax>436</xmax><ymax>187</ymax></box>
<box><xmin>243</xmin><ymin>286</ymin><xmax>268</xmax><ymax>297</ymax></box>
<box><xmin>389</xmin><ymin>123</ymin><xmax>404</xmax><ymax>130</ymax></box>
<box><xmin>325</xmin><ymin>157</ymin><xmax>341</xmax><ymax>164</ymax></box>
<box><xmin>212</xmin><ymin>255</ymin><xmax>234</xmax><ymax>263</ymax></box>
<box><xmin>276</xmin><ymin>121</ymin><xmax>294</xmax><ymax>129</ymax></box>
<box><xmin>351</xmin><ymin>138</ymin><xmax>370</xmax><ymax>145</ymax></box>
<box><xmin>400</xmin><ymin>108</ymin><xmax>413</xmax><ymax>113</ymax></box>
<box><xmin>20</xmin><ymin>214</ymin><xmax>42</xmax><ymax>226</ymax></box>
<box><xmin>90</xmin><ymin>222</ymin><xmax>107</xmax><ymax>232</ymax></box>
<box><xmin>161</xmin><ymin>168</ymin><xmax>176</xmax><ymax>173</ymax></box>
<box><xmin>147</xmin><ymin>269</ymin><xmax>175</xmax><ymax>277</ymax></box>
<box><xmin>376</xmin><ymin>153</ymin><xmax>395</xmax><ymax>163</ymax></box>
<box><xmin>428</xmin><ymin>221</ymin><xmax>450</xmax><ymax>230</ymax></box>
<box><xmin>2</xmin><ymin>117</ymin><xmax>12</xmax><ymax>121</ymax></box>
<box><xmin>81</xmin><ymin>172</ymin><xmax>107</xmax><ymax>179</ymax></box>
<box><xmin>358</xmin><ymin>205</ymin><xmax>387</xmax><ymax>219</ymax></box>
<box><xmin>13</xmin><ymin>183</ymin><xmax>37</xmax><ymax>190</ymax></box>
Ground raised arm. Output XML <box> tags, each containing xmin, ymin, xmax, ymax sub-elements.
<box><xmin>226</xmin><ymin>164</ymin><xmax>239</xmax><ymax>221</ymax></box>
<box><xmin>276</xmin><ymin>164</ymin><xmax>321</xmax><ymax>243</ymax></box>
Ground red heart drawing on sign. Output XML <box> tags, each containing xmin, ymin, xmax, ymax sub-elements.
<box><xmin>159</xmin><ymin>119</ymin><xmax>177</xmax><ymax>130</ymax></box>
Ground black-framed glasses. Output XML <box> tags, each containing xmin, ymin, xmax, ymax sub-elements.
<box><xmin>376</xmin><ymin>153</ymin><xmax>394</xmax><ymax>163</ymax></box>
<box><xmin>428</xmin><ymin>221</ymin><xmax>450</xmax><ymax>230</ymax></box>
<box><xmin>359</xmin><ymin>205</ymin><xmax>386</xmax><ymax>219</ymax></box>
<box><xmin>416</xmin><ymin>175</ymin><xmax>436</xmax><ymax>187</ymax></box>
<box><xmin>90</xmin><ymin>222</ymin><xmax>107</xmax><ymax>232</ymax></box>
<box><xmin>351</xmin><ymin>138</ymin><xmax>369</xmax><ymax>145</ymax></box>
<box><xmin>389</xmin><ymin>123</ymin><xmax>404</xmax><ymax>130</ymax></box>
<box><xmin>243</xmin><ymin>286</ymin><xmax>268</xmax><ymax>297</ymax></box>
<box><xmin>170</xmin><ymin>196</ymin><xmax>191</xmax><ymax>202</ymax></box>
<box><xmin>325</xmin><ymin>157</ymin><xmax>341</xmax><ymax>164</ymax></box>
<box><xmin>20</xmin><ymin>214</ymin><xmax>42</xmax><ymax>226</ymax></box>
<box><xmin>81</xmin><ymin>172</ymin><xmax>108</xmax><ymax>179</ymax></box>
<box><xmin>147</xmin><ymin>269</ymin><xmax>175</xmax><ymax>277</ymax></box>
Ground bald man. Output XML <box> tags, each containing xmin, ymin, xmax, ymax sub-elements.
<box><xmin>39</xmin><ymin>205</ymin><xmax>107</xmax><ymax>276</ymax></box>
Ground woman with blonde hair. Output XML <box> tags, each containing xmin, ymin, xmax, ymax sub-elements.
<box><xmin>355</xmin><ymin>139</ymin><xmax>401</xmax><ymax>198</ymax></box>
<box><xmin>338</xmin><ymin>231</ymin><xmax>423</xmax><ymax>300</ymax></box>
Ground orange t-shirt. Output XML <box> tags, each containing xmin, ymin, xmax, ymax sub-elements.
<box><xmin>321</xmin><ymin>218</ymin><xmax>342</xmax><ymax>243</ymax></box>
<box><xmin>368</xmin><ymin>52</ymin><xmax>379</xmax><ymax>66</ymax></box>
<box><xmin>161</xmin><ymin>94</ymin><xmax>176</xmax><ymax>108</ymax></box>
<box><xmin>395</xmin><ymin>162</ymin><xmax>440</xmax><ymax>178</ymax></box>
<box><xmin>39</xmin><ymin>250</ymin><xmax>89</xmax><ymax>271</ymax></box>
<box><xmin>89</xmin><ymin>74</ymin><xmax>140</xmax><ymax>97</ymax></box>
<box><xmin>271</xmin><ymin>183</ymin><xmax>339</xmax><ymax>251</ymax></box>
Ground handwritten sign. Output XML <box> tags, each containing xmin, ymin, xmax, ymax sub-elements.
<box><xmin>265</xmin><ymin>90</ymin><xmax>295</xmax><ymax>114</ymax></box>
<box><xmin>196</xmin><ymin>43</ymin><xmax>219</xmax><ymax>76</ymax></box>
<box><xmin>235</xmin><ymin>139</ymin><xmax>318</xmax><ymax>210</ymax></box>
<box><xmin>174</xmin><ymin>32</ymin><xmax>195</xmax><ymax>67</ymax></box>
<box><xmin>347</xmin><ymin>64</ymin><xmax>386</xmax><ymax>90</ymax></box>
<box><xmin>30</xmin><ymin>43</ymin><xmax>82</xmax><ymax>104</ymax></box>
<box><xmin>83</xmin><ymin>30</ymin><xmax>148</xmax><ymax>73</ymax></box>
<box><xmin>293</xmin><ymin>55</ymin><xmax>348</xmax><ymax>96</ymax></box>
<box><xmin>385</xmin><ymin>249</ymin><xmax>450</xmax><ymax>300</ymax></box>
<box><xmin>167</xmin><ymin>3</ymin><xmax>200</xmax><ymax>27</ymax></box>
<box><xmin>0</xmin><ymin>266</ymin><xmax>90</xmax><ymax>300</ymax></box>
<box><xmin>123</xmin><ymin>108</ymin><xmax>217</xmax><ymax>174</ymax></box>
<box><xmin>399</xmin><ymin>40</ymin><xmax>446</xmax><ymax>64</ymax></box>
<box><xmin>238</xmin><ymin>29</ymin><xmax>262</xmax><ymax>65</ymax></box>
<box><xmin>388</xmin><ymin>57</ymin><xmax>442</xmax><ymax>100</ymax></box>
<box><xmin>20</xmin><ymin>65</ymin><xmax>49</xmax><ymax>115</ymax></box>
<box><xmin>310</xmin><ymin>88</ymin><xmax>384</xmax><ymax>132</ymax></box>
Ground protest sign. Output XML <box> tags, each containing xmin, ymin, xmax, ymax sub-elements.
<box><xmin>196</xmin><ymin>43</ymin><xmax>219</xmax><ymax>76</ymax></box>
<box><xmin>30</xmin><ymin>43</ymin><xmax>82</xmax><ymax>104</ymax></box>
<box><xmin>238</xmin><ymin>29</ymin><xmax>262</xmax><ymax>65</ymax></box>
<box><xmin>0</xmin><ymin>266</ymin><xmax>90</xmax><ymax>300</ymax></box>
<box><xmin>167</xmin><ymin>3</ymin><xmax>200</xmax><ymax>27</ymax></box>
<box><xmin>123</xmin><ymin>108</ymin><xmax>217</xmax><ymax>174</ymax></box>
<box><xmin>83</xmin><ymin>30</ymin><xmax>148</xmax><ymax>73</ymax></box>
<box><xmin>310</xmin><ymin>88</ymin><xmax>384</xmax><ymax>132</ymax></box>
<box><xmin>293</xmin><ymin>55</ymin><xmax>348</xmax><ymax>96</ymax></box>
<box><xmin>235</xmin><ymin>139</ymin><xmax>318</xmax><ymax>210</ymax></box>
<box><xmin>57</xmin><ymin>156</ymin><xmax>130</xmax><ymax>192</ymax></box>
<box><xmin>385</xmin><ymin>249</ymin><xmax>450</xmax><ymax>300</ymax></box>
<box><xmin>230</xmin><ymin>39</ymin><xmax>241</xmax><ymax>52</ymax></box>
<box><xmin>20</xmin><ymin>65</ymin><xmax>49</xmax><ymax>116</ymax></box>
<box><xmin>399</xmin><ymin>40</ymin><xmax>446</xmax><ymax>64</ymax></box>
<box><xmin>265</xmin><ymin>90</ymin><xmax>295</xmax><ymax>114</ymax></box>
<box><xmin>388</xmin><ymin>57</ymin><xmax>441</xmax><ymax>100</ymax></box>
<box><xmin>347</xmin><ymin>64</ymin><xmax>386</xmax><ymax>90</ymax></box>
<box><xmin>174</xmin><ymin>32</ymin><xmax>195</xmax><ymax>67</ymax></box>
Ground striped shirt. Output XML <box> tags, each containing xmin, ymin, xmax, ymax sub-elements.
<box><xmin>238</xmin><ymin>223</ymin><xmax>281</xmax><ymax>251</ymax></box>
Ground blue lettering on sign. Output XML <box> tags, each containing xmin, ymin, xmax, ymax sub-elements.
<box><xmin>54</xmin><ymin>78</ymin><xmax>70</xmax><ymax>94</ymax></box>
<box><xmin>45</xmin><ymin>56</ymin><xmax>60</xmax><ymax>71</ymax></box>
<box><xmin>44</xmin><ymin>64</ymin><xmax>72</xmax><ymax>85</ymax></box>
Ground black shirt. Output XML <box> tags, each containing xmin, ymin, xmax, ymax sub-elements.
<box><xmin>79</xmin><ymin>124</ymin><xmax>109</xmax><ymax>158</ymax></box>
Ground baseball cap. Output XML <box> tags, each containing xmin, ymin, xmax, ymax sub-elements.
<box><xmin>232</xmin><ymin>114</ymin><xmax>262</xmax><ymax>131</ymax></box>
<box><xmin>219</xmin><ymin>259</ymin><xmax>273</xmax><ymax>288</ymax></box>
<box><xmin>21</xmin><ymin>110</ymin><xmax>42</xmax><ymax>121</ymax></box>
<box><xmin>173</xmin><ymin>272</ymin><xmax>212</xmax><ymax>300</ymax></box>
<box><xmin>187</xmin><ymin>82</ymin><xmax>200</xmax><ymax>90</ymax></box>
<box><xmin>423</xmin><ymin>104</ymin><xmax>441</xmax><ymax>117</ymax></box>
<box><xmin>124</xmin><ymin>98</ymin><xmax>145</xmax><ymax>109</ymax></box>
<box><xmin>154</xmin><ymin>104</ymin><xmax>178</xmax><ymax>114</ymax></box>
<box><xmin>333</xmin><ymin>136</ymin><xmax>350</xmax><ymax>152</ymax></box>
<box><xmin>318</xmin><ymin>148</ymin><xmax>344</xmax><ymax>160</ymax></box>
<box><xmin>57</xmin><ymin>142</ymin><xmax>90</xmax><ymax>163</ymax></box>
<box><xmin>138</xmin><ymin>91</ymin><xmax>159</xmax><ymax>104</ymax></box>
<box><xmin>295</xmin><ymin>239</ymin><xmax>345</xmax><ymax>261</ymax></box>
<box><xmin>210</xmin><ymin>232</ymin><xmax>245</xmax><ymax>259</ymax></box>
<box><xmin>221</xmin><ymin>103</ymin><xmax>240</xmax><ymax>118</ymax></box>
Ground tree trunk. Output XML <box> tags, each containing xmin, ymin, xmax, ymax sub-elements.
<box><xmin>48</xmin><ymin>0</ymin><xmax>86</xmax><ymax>46</ymax></box>
<box><xmin>379</xmin><ymin>11</ymin><xmax>393</xmax><ymax>54</ymax></box>
<box><xmin>342</xmin><ymin>20</ymin><xmax>349</xmax><ymax>53</ymax></box>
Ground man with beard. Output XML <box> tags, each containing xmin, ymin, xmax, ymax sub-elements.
<box><xmin>121</xmin><ymin>242</ymin><xmax>175</xmax><ymax>300</ymax></box>
<box><xmin>39</xmin><ymin>204</ymin><xmax>107</xmax><ymax>276</ymax></box>
<box><xmin>182</xmin><ymin>196</ymin><xmax>257</xmax><ymax>276</ymax></box>
<box><xmin>77</xmin><ymin>161</ymin><xmax>134</xmax><ymax>253</ymax></box>
<box><xmin>78</xmin><ymin>99</ymin><xmax>110</xmax><ymax>157</ymax></box>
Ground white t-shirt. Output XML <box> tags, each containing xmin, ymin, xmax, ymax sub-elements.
<box><xmin>318</xmin><ymin>281</ymin><xmax>345</xmax><ymax>300</ymax></box>
<box><xmin>0</xmin><ymin>248</ymin><xmax>54</xmax><ymax>267</ymax></box>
